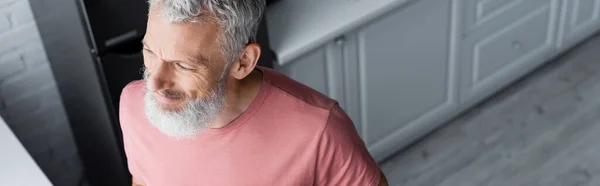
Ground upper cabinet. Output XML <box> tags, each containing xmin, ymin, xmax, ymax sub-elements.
<box><xmin>455</xmin><ymin>0</ymin><xmax>560</xmax><ymax>105</ymax></box>
<box><xmin>557</xmin><ymin>0</ymin><xmax>600</xmax><ymax>49</ymax></box>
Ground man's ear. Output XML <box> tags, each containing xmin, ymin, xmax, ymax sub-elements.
<box><xmin>229</xmin><ymin>43</ymin><xmax>261</xmax><ymax>80</ymax></box>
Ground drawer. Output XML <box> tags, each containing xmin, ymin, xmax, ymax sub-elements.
<box><xmin>457</xmin><ymin>0</ymin><xmax>553</xmax><ymax>36</ymax></box>
<box><xmin>457</xmin><ymin>1</ymin><xmax>559</xmax><ymax>105</ymax></box>
<box><xmin>460</xmin><ymin>2</ymin><xmax>557</xmax><ymax>87</ymax></box>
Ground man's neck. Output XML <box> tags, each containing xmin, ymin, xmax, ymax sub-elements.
<box><xmin>208</xmin><ymin>69</ymin><xmax>263</xmax><ymax>128</ymax></box>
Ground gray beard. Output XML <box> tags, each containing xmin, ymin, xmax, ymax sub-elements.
<box><xmin>143</xmin><ymin>70</ymin><xmax>228</xmax><ymax>138</ymax></box>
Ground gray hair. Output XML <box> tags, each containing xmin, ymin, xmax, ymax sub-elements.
<box><xmin>148</xmin><ymin>0</ymin><xmax>266</xmax><ymax>66</ymax></box>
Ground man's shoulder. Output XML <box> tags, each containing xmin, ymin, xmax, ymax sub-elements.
<box><xmin>258</xmin><ymin>68</ymin><xmax>341</xmax><ymax>132</ymax></box>
<box><xmin>119</xmin><ymin>80</ymin><xmax>146</xmax><ymax>132</ymax></box>
<box><xmin>262</xmin><ymin>67</ymin><xmax>337</xmax><ymax>112</ymax></box>
<box><xmin>121</xmin><ymin>80</ymin><xmax>145</xmax><ymax>102</ymax></box>
<box><xmin>119</xmin><ymin>80</ymin><xmax>145</xmax><ymax>115</ymax></box>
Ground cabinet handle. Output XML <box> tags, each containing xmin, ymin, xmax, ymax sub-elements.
<box><xmin>335</xmin><ymin>36</ymin><xmax>346</xmax><ymax>46</ymax></box>
<box><xmin>511</xmin><ymin>40</ymin><xmax>522</xmax><ymax>50</ymax></box>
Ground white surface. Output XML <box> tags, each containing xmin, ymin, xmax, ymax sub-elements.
<box><xmin>0</xmin><ymin>117</ymin><xmax>53</xmax><ymax>186</ymax></box>
<box><xmin>266</xmin><ymin>0</ymin><xmax>414</xmax><ymax>65</ymax></box>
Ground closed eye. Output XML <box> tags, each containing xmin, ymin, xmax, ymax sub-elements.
<box><xmin>174</xmin><ymin>62</ymin><xmax>194</xmax><ymax>71</ymax></box>
<box><xmin>142</xmin><ymin>48</ymin><xmax>154</xmax><ymax>56</ymax></box>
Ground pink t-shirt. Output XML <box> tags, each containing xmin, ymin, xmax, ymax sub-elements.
<box><xmin>119</xmin><ymin>67</ymin><xmax>381</xmax><ymax>186</ymax></box>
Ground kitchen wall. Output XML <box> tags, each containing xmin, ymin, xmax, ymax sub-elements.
<box><xmin>0</xmin><ymin>0</ymin><xmax>86</xmax><ymax>185</ymax></box>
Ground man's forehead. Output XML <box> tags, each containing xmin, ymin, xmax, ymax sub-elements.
<box><xmin>145</xmin><ymin>10</ymin><xmax>222</xmax><ymax>64</ymax></box>
<box><xmin>142</xmin><ymin>37</ymin><xmax>213</xmax><ymax>64</ymax></box>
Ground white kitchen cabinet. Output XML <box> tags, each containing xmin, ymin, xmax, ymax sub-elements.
<box><xmin>277</xmin><ymin>0</ymin><xmax>458</xmax><ymax>161</ymax></box>
<box><xmin>455</xmin><ymin>0</ymin><xmax>560</xmax><ymax>106</ymax></box>
<box><xmin>275</xmin><ymin>46</ymin><xmax>330</xmax><ymax>96</ymax></box>
<box><xmin>335</xmin><ymin>33</ymin><xmax>363</xmax><ymax>137</ymax></box>
<box><xmin>353</xmin><ymin>0</ymin><xmax>458</xmax><ymax>160</ymax></box>
<box><xmin>279</xmin><ymin>0</ymin><xmax>458</xmax><ymax>161</ymax></box>
<box><xmin>557</xmin><ymin>0</ymin><xmax>600</xmax><ymax>49</ymax></box>
<box><xmin>269</xmin><ymin>0</ymin><xmax>600</xmax><ymax>162</ymax></box>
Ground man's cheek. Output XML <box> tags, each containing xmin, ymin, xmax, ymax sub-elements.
<box><xmin>186</xmin><ymin>74</ymin><xmax>213</xmax><ymax>98</ymax></box>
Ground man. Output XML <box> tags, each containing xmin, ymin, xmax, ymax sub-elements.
<box><xmin>119</xmin><ymin>0</ymin><xmax>388</xmax><ymax>185</ymax></box>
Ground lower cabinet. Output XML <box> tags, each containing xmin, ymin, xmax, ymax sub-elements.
<box><xmin>278</xmin><ymin>0</ymin><xmax>458</xmax><ymax>161</ymax></box>
<box><xmin>456</xmin><ymin>0</ymin><xmax>560</xmax><ymax>106</ymax></box>
<box><xmin>351</xmin><ymin>0</ymin><xmax>457</xmax><ymax>161</ymax></box>
<box><xmin>557</xmin><ymin>0</ymin><xmax>600</xmax><ymax>50</ymax></box>
<box><xmin>275</xmin><ymin>0</ymin><xmax>600</xmax><ymax>162</ymax></box>
<box><xmin>275</xmin><ymin>45</ymin><xmax>330</xmax><ymax>96</ymax></box>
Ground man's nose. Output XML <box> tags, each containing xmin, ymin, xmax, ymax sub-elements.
<box><xmin>146</xmin><ymin>60</ymin><xmax>174</xmax><ymax>91</ymax></box>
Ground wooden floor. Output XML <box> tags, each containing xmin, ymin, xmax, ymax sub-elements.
<box><xmin>380</xmin><ymin>34</ymin><xmax>600</xmax><ymax>186</ymax></box>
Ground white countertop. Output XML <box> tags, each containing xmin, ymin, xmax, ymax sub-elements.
<box><xmin>266</xmin><ymin>0</ymin><xmax>414</xmax><ymax>65</ymax></box>
<box><xmin>0</xmin><ymin>116</ymin><xmax>53</xmax><ymax>186</ymax></box>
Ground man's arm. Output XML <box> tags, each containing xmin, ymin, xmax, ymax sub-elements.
<box><xmin>315</xmin><ymin>104</ymin><xmax>382</xmax><ymax>185</ymax></box>
<box><xmin>379</xmin><ymin>171</ymin><xmax>389</xmax><ymax>186</ymax></box>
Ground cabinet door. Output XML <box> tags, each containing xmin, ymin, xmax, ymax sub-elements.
<box><xmin>456</xmin><ymin>0</ymin><xmax>560</xmax><ymax>106</ymax></box>
<box><xmin>355</xmin><ymin>0</ymin><xmax>458</xmax><ymax>161</ymax></box>
<box><xmin>557</xmin><ymin>0</ymin><xmax>600</xmax><ymax>49</ymax></box>
<box><xmin>275</xmin><ymin>46</ymin><xmax>329</xmax><ymax>95</ymax></box>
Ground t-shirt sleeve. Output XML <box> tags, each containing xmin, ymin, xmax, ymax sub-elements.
<box><xmin>315</xmin><ymin>104</ymin><xmax>381</xmax><ymax>186</ymax></box>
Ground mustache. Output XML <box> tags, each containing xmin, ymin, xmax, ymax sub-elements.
<box><xmin>157</xmin><ymin>89</ymin><xmax>186</xmax><ymax>99</ymax></box>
